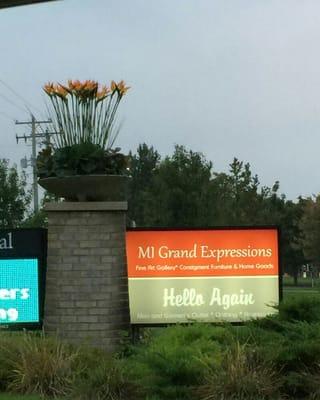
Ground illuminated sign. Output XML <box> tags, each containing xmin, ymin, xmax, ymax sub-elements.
<box><xmin>126</xmin><ymin>228</ymin><xmax>280</xmax><ymax>324</ymax></box>
<box><xmin>0</xmin><ymin>259</ymin><xmax>39</xmax><ymax>323</ymax></box>
<box><xmin>0</xmin><ymin>229</ymin><xmax>47</xmax><ymax>329</ymax></box>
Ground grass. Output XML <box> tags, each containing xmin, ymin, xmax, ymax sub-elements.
<box><xmin>283</xmin><ymin>275</ymin><xmax>320</xmax><ymax>300</ymax></box>
<box><xmin>283</xmin><ymin>275</ymin><xmax>320</xmax><ymax>287</ymax></box>
<box><xmin>283</xmin><ymin>284</ymin><xmax>319</xmax><ymax>301</ymax></box>
<box><xmin>0</xmin><ymin>396</ymin><xmax>43</xmax><ymax>400</ymax></box>
<box><xmin>0</xmin><ymin>397</ymin><xmax>65</xmax><ymax>400</ymax></box>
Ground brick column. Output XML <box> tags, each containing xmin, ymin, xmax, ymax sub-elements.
<box><xmin>43</xmin><ymin>202</ymin><xmax>130</xmax><ymax>350</ymax></box>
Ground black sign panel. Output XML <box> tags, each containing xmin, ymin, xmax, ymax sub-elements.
<box><xmin>0</xmin><ymin>228</ymin><xmax>47</xmax><ymax>330</ymax></box>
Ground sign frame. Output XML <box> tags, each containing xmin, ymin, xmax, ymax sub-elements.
<box><xmin>0</xmin><ymin>228</ymin><xmax>47</xmax><ymax>330</ymax></box>
<box><xmin>126</xmin><ymin>225</ymin><xmax>282</xmax><ymax>327</ymax></box>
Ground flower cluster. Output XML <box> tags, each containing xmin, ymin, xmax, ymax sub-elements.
<box><xmin>43</xmin><ymin>79</ymin><xmax>130</xmax><ymax>101</ymax></box>
<box><xmin>43</xmin><ymin>79</ymin><xmax>130</xmax><ymax>150</ymax></box>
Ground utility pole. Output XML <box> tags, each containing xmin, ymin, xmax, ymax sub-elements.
<box><xmin>31</xmin><ymin>115</ymin><xmax>38</xmax><ymax>213</ymax></box>
<box><xmin>15</xmin><ymin>115</ymin><xmax>56</xmax><ymax>213</ymax></box>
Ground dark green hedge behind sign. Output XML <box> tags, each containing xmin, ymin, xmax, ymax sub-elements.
<box><xmin>0</xmin><ymin>229</ymin><xmax>47</xmax><ymax>330</ymax></box>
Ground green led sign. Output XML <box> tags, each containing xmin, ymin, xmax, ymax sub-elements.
<box><xmin>0</xmin><ymin>259</ymin><xmax>39</xmax><ymax>323</ymax></box>
<box><xmin>0</xmin><ymin>229</ymin><xmax>47</xmax><ymax>330</ymax></box>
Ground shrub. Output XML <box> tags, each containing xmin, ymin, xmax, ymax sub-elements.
<box><xmin>0</xmin><ymin>334</ymin><xmax>26</xmax><ymax>392</ymax></box>
<box><xmin>72</xmin><ymin>346</ymin><xmax>136</xmax><ymax>400</ymax></box>
<box><xmin>196</xmin><ymin>342</ymin><xmax>282</xmax><ymax>400</ymax></box>
<box><xmin>0</xmin><ymin>333</ymin><xmax>136</xmax><ymax>400</ymax></box>
<box><xmin>282</xmin><ymin>370</ymin><xmax>320</xmax><ymax>399</ymax></box>
<box><xmin>277</xmin><ymin>296</ymin><xmax>320</xmax><ymax>323</ymax></box>
<box><xmin>127</xmin><ymin>324</ymin><xmax>225</xmax><ymax>400</ymax></box>
<box><xmin>5</xmin><ymin>333</ymin><xmax>76</xmax><ymax>398</ymax></box>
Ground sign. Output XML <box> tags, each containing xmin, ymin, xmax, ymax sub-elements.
<box><xmin>0</xmin><ymin>229</ymin><xmax>47</xmax><ymax>329</ymax></box>
<box><xmin>126</xmin><ymin>228</ymin><xmax>280</xmax><ymax>324</ymax></box>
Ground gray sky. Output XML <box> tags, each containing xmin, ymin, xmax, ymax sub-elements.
<box><xmin>0</xmin><ymin>0</ymin><xmax>320</xmax><ymax>200</ymax></box>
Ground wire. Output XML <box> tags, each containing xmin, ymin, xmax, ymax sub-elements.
<box><xmin>0</xmin><ymin>111</ymin><xmax>15</xmax><ymax>121</ymax></box>
<box><xmin>0</xmin><ymin>79</ymin><xmax>44</xmax><ymax>117</ymax></box>
<box><xmin>0</xmin><ymin>92</ymin><xmax>27</xmax><ymax>114</ymax></box>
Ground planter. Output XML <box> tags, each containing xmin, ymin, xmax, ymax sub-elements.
<box><xmin>38</xmin><ymin>174</ymin><xmax>128</xmax><ymax>201</ymax></box>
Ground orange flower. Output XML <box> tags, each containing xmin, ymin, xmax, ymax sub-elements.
<box><xmin>110</xmin><ymin>80</ymin><xmax>117</xmax><ymax>93</ymax></box>
<box><xmin>96</xmin><ymin>85</ymin><xmax>110</xmax><ymax>101</ymax></box>
<box><xmin>45</xmin><ymin>79</ymin><xmax>130</xmax><ymax>101</ymax></box>
<box><xmin>68</xmin><ymin>79</ymin><xmax>82</xmax><ymax>92</ymax></box>
<box><xmin>117</xmin><ymin>80</ymin><xmax>130</xmax><ymax>96</ymax></box>
<box><xmin>55</xmin><ymin>85</ymin><xmax>68</xmax><ymax>99</ymax></box>
<box><xmin>110</xmin><ymin>80</ymin><xmax>130</xmax><ymax>96</ymax></box>
<box><xmin>43</xmin><ymin>82</ymin><xmax>55</xmax><ymax>96</ymax></box>
<box><xmin>85</xmin><ymin>80</ymin><xmax>98</xmax><ymax>91</ymax></box>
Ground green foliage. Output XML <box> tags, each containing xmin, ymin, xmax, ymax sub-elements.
<box><xmin>72</xmin><ymin>347</ymin><xmax>135</xmax><ymax>400</ymax></box>
<box><xmin>0</xmin><ymin>333</ymin><xmax>136</xmax><ymax>400</ymax></box>
<box><xmin>0</xmin><ymin>334</ymin><xmax>25</xmax><ymax>392</ymax></box>
<box><xmin>282</xmin><ymin>370</ymin><xmax>320</xmax><ymax>400</ymax></box>
<box><xmin>37</xmin><ymin>143</ymin><xmax>129</xmax><ymax>178</ymax></box>
<box><xmin>127</xmin><ymin>143</ymin><xmax>160</xmax><ymax>226</ymax></box>
<box><xmin>0</xmin><ymin>395</ymin><xmax>47</xmax><ymax>400</ymax></box>
<box><xmin>127</xmin><ymin>324</ymin><xmax>225</xmax><ymax>400</ymax></box>
<box><xmin>278</xmin><ymin>295</ymin><xmax>320</xmax><ymax>323</ymax></box>
<box><xmin>128</xmin><ymin>144</ymin><xmax>213</xmax><ymax>227</ymax></box>
<box><xmin>210</xmin><ymin>158</ymin><xmax>262</xmax><ymax>225</ymax></box>
<box><xmin>125</xmin><ymin>297</ymin><xmax>320</xmax><ymax>400</ymax></box>
<box><xmin>0</xmin><ymin>159</ymin><xmax>31</xmax><ymax>228</ymax></box>
<box><xmin>300</xmin><ymin>195</ymin><xmax>320</xmax><ymax>264</ymax></box>
<box><xmin>20</xmin><ymin>210</ymin><xmax>47</xmax><ymax>228</ymax></box>
<box><xmin>21</xmin><ymin>191</ymin><xmax>59</xmax><ymax>228</ymax></box>
<box><xmin>5</xmin><ymin>333</ymin><xmax>76</xmax><ymax>398</ymax></box>
<box><xmin>2</xmin><ymin>302</ymin><xmax>320</xmax><ymax>400</ymax></box>
<box><xmin>196</xmin><ymin>342</ymin><xmax>281</xmax><ymax>400</ymax></box>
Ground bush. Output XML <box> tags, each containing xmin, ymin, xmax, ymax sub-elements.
<box><xmin>2</xmin><ymin>298</ymin><xmax>320</xmax><ymax>400</ymax></box>
<box><xmin>5</xmin><ymin>333</ymin><xmax>76</xmax><ymax>398</ymax></box>
<box><xmin>0</xmin><ymin>333</ymin><xmax>137</xmax><ymax>400</ymax></box>
<box><xmin>127</xmin><ymin>324</ymin><xmax>226</xmax><ymax>400</ymax></box>
<box><xmin>196</xmin><ymin>342</ymin><xmax>282</xmax><ymax>400</ymax></box>
<box><xmin>277</xmin><ymin>296</ymin><xmax>320</xmax><ymax>323</ymax></box>
<box><xmin>0</xmin><ymin>334</ymin><xmax>26</xmax><ymax>392</ymax></box>
<box><xmin>72</xmin><ymin>346</ymin><xmax>136</xmax><ymax>400</ymax></box>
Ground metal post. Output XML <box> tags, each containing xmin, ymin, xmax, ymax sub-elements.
<box><xmin>16</xmin><ymin>116</ymin><xmax>56</xmax><ymax>213</ymax></box>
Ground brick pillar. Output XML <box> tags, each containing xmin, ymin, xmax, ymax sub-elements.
<box><xmin>43</xmin><ymin>202</ymin><xmax>130</xmax><ymax>350</ymax></box>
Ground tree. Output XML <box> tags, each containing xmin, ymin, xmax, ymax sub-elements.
<box><xmin>21</xmin><ymin>191</ymin><xmax>58</xmax><ymax>228</ymax></box>
<box><xmin>212</xmin><ymin>160</ymin><xmax>306</xmax><ymax>281</ymax></box>
<box><xmin>128</xmin><ymin>144</ymin><xmax>213</xmax><ymax>227</ymax></box>
<box><xmin>128</xmin><ymin>143</ymin><xmax>161</xmax><ymax>226</ymax></box>
<box><xmin>0</xmin><ymin>159</ymin><xmax>31</xmax><ymax>228</ymax></box>
<box><xmin>207</xmin><ymin>158</ymin><xmax>262</xmax><ymax>225</ymax></box>
<box><xmin>299</xmin><ymin>195</ymin><xmax>320</xmax><ymax>264</ymax></box>
<box><xmin>132</xmin><ymin>145</ymin><xmax>213</xmax><ymax>227</ymax></box>
<box><xmin>280</xmin><ymin>198</ymin><xmax>306</xmax><ymax>284</ymax></box>
<box><xmin>127</xmin><ymin>145</ymin><xmax>305</xmax><ymax>282</ymax></box>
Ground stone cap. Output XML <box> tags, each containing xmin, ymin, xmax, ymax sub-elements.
<box><xmin>44</xmin><ymin>201</ymin><xmax>128</xmax><ymax>212</ymax></box>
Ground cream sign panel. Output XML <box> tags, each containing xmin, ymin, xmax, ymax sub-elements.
<box><xmin>126</xmin><ymin>228</ymin><xmax>280</xmax><ymax>324</ymax></box>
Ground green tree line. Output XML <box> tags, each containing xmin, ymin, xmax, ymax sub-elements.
<box><xmin>127</xmin><ymin>144</ymin><xmax>315</xmax><ymax>280</ymax></box>
<box><xmin>1</xmin><ymin>144</ymin><xmax>319</xmax><ymax>280</ymax></box>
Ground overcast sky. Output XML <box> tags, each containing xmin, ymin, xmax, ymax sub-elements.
<box><xmin>0</xmin><ymin>0</ymin><xmax>320</xmax><ymax>200</ymax></box>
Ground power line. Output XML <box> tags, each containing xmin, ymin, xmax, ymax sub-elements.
<box><xmin>0</xmin><ymin>79</ymin><xmax>44</xmax><ymax>117</ymax></box>
<box><xmin>0</xmin><ymin>92</ymin><xmax>27</xmax><ymax>114</ymax></box>
<box><xmin>0</xmin><ymin>111</ymin><xmax>15</xmax><ymax>121</ymax></box>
